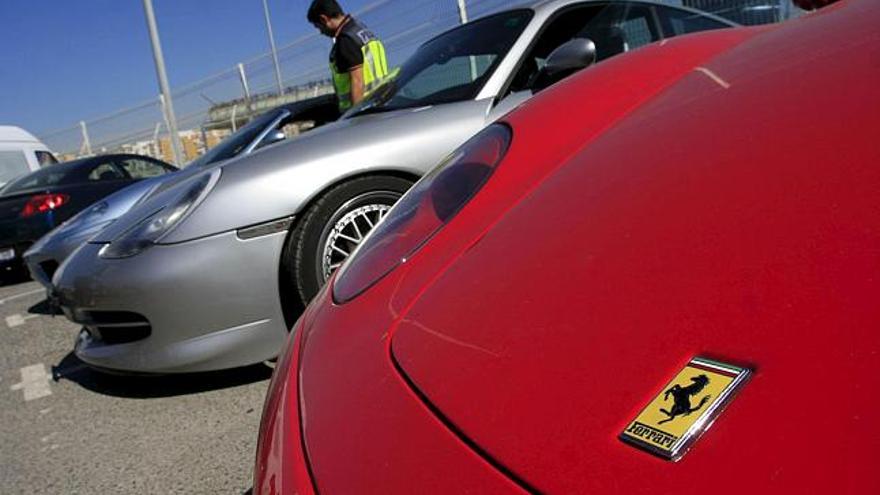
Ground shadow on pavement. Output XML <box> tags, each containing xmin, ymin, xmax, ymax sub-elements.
<box><xmin>28</xmin><ymin>298</ymin><xmax>62</xmax><ymax>316</ymax></box>
<box><xmin>51</xmin><ymin>352</ymin><xmax>272</xmax><ymax>399</ymax></box>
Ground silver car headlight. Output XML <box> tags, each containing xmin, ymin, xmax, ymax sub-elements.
<box><xmin>99</xmin><ymin>169</ymin><xmax>220</xmax><ymax>259</ymax></box>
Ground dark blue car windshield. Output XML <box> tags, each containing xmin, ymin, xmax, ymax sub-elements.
<box><xmin>188</xmin><ymin>109</ymin><xmax>283</xmax><ymax>167</ymax></box>
<box><xmin>1</xmin><ymin>161</ymin><xmax>83</xmax><ymax>193</ymax></box>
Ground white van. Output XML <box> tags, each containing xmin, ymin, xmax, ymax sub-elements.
<box><xmin>0</xmin><ymin>126</ymin><xmax>58</xmax><ymax>188</ymax></box>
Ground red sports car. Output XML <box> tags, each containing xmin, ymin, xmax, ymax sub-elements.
<box><xmin>255</xmin><ymin>0</ymin><xmax>879</xmax><ymax>493</ymax></box>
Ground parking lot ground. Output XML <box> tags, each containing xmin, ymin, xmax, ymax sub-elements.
<box><xmin>0</xmin><ymin>280</ymin><xmax>269</xmax><ymax>494</ymax></box>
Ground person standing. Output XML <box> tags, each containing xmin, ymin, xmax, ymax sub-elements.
<box><xmin>307</xmin><ymin>0</ymin><xmax>389</xmax><ymax>112</ymax></box>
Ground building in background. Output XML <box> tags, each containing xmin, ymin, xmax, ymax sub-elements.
<box><xmin>180</xmin><ymin>130</ymin><xmax>203</xmax><ymax>162</ymax></box>
<box><xmin>204</xmin><ymin>130</ymin><xmax>230</xmax><ymax>150</ymax></box>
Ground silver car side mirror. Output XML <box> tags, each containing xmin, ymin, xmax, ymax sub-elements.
<box><xmin>532</xmin><ymin>38</ymin><xmax>597</xmax><ymax>92</ymax></box>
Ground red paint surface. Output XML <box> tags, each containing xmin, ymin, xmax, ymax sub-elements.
<box><xmin>253</xmin><ymin>318</ymin><xmax>314</xmax><ymax>495</ymax></box>
<box><xmin>255</xmin><ymin>1</ymin><xmax>880</xmax><ymax>492</ymax></box>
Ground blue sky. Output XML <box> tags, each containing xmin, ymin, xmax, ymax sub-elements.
<box><xmin>0</xmin><ymin>0</ymin><xmax>379</xmax><ymax>135</ymax></box>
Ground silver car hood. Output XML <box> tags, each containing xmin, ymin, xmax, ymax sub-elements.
<box><xmin>93</xmin><ymin>98</ymin><xmax>494</xmax><ymax>244</ymax></box>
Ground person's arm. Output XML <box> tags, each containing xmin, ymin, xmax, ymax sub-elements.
<box><xmin>349</xmin><ymin>66</ymin><xmax>365</xmax><ymax>105</ymax></box>
<box><xmin>336</xmin><ymin>36</ymin><xmax>366</xmax><ymax>104</ymax></box>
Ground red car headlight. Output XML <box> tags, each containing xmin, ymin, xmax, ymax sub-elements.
<box><xmin>333</xmin><ymin>124</ymin><xmax>512</xmax><ymax>303</ymax></box>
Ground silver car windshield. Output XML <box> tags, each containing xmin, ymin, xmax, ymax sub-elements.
<box><xmin>350</xmin><ymin>9</ymin><xmax>533</xmax><ymax>116</ymax></box>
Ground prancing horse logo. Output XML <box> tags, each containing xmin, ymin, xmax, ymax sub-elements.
<box><xmin>621</xmin><ymin>357</ymin><xmax>751</xmax><ymax>461</ymax></box>
<box><xmin>659</xmin><ymin>374</ymin><xmax>712</xmax><ymax>425</ymax></box>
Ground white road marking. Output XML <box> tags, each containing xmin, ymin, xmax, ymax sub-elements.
<box><xmin>9</xmin><ymin>364</ymin><xmax>52</xmax><ymax>401</ymax></box>
<box><xmin>0</xmin><ymin>288</ymin><xmax>44</xmax><ymax>305</ymax></box>
<box><xmin>695</xmin><ymin>66</ymin><xmax>731</xmax><ymax>89</ymax></box>
<box><xmin>5</xmin><ymin>313</ymin><xmax>39</xmax><ymax>328</ymax></box>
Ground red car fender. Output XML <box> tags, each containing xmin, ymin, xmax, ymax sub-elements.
<box><xmin>254</xmin><ymin>317</ymin><xmax>314</xmax><ymax>495</ymax></box>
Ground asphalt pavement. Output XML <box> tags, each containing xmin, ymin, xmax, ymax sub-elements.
<box><xmin>0</xmin><ymin>278</ymin><xmax>269</xmax><ymax>494</ymax></box>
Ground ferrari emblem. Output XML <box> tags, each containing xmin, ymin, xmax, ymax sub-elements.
<box><xmin>620</xmin><ymin>357</ymin><xmax>750</xmax><ymax>461</ymax></box>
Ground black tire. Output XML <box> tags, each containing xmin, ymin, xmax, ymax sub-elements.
<box><xmin>285</xmin><ymin>175</ymin><xmax>413</xmax><ymax>307</ymax></box>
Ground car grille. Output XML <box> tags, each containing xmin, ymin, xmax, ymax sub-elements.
<box><xmin>78</xmin><ymin>311</ymin><xmax>152</xmax><ymax>345</ymax></box>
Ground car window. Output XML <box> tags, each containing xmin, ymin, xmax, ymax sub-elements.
<box><xmin>188</xmin><ymin>110</ymin><xmax>282</xmax><ymax>167</ymax></box>
<box><xmin>617</xmin><ymin>5</ymin><xmax>656</xmax><ymax>50</ymax></box>
<box><xmin>35</xmin><ymin>151</ymin><xmax>58</xmax><ymax>167</ymax></box>
<box><xmin>118</xmin><ymin>157</ymin><xmax>171</xmax><ymax>179</ymax></box>
<box><xmin>254</xmin><ymin>116</ymin><xmax>297</xmax><ymax>151</ymax></box>
<box><xmin>253</xmin><ymin>98</ymin><xmax>341</xmax><ymax>150</ymax></box>
<box><xmin>657</xmin><ymin>6</ymin><xmax>732</xmax><ymax>36</ymax></box>
<box><xmin>583</xmin><ymin>4</ymin><xmax>660</xmax><ymax>59</ymax></box>
<box><xmin>508</xmin><ymin>3</ymin><xmax>661</xmax><ymax>94</ymax></box>
<box><xmin>351</xmin><ymin>9</ymin><xmax>533</xmax><ymax>115</ymax></box>
<box><xmin>88</xmin><ymin>162</ymin><xmax>126</xmax><ymax>181</ymax></box>
<box><xmin>0</xmin><ymin>150</ymin><xmax>32</xmax><ymax>186</ymax></box>
<box><xmin>396</xmin><ymin>54</ymin><xmax>497</xmax><ymax>101</ymax></box>
<box><xmin>508</xmin><ymin>4</ymin><xmax>607</xmax><ymax>93</ymax></box>
<box><xmin>2</xmin><ymin>169</ymin><xmax>68</xmax><ymax>192</ymax></box>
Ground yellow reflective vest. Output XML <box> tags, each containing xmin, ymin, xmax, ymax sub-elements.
<box><xmin>330</xmin><ymin>18</ymin><xmax>389</xmax><ymax>111</ymax></box>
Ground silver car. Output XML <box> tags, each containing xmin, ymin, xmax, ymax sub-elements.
<box><xmin>54</xmin><ymin>0</ymin><xmax>734</xmax><ymax>373</ymax></box>
<box><xmin>24</xmin><ymin>97</ymin><xmax>338</xmax><ymax>290</ymax></box>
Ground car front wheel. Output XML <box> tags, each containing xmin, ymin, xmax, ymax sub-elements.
<box><xmin>288</xmin><ymin>175</ymin><xmax>413</xmax><ymax>306</ymax></box>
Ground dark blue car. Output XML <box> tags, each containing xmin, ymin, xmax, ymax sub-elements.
<box><xmin>0</xmin><ymin>154</ymin><xmax>176</xmax><ymax>279</ymax></box>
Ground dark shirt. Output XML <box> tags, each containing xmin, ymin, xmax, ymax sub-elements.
<box><xmin>330</xmin><ymin>17</ymin><xmax>365</xmax><ymax>73</ymax></box>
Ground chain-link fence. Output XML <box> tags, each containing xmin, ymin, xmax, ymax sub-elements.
<box><xmin>38</xmin><ymin>0</ymin><xmax>803</xmax><ymax>165</ymax></box>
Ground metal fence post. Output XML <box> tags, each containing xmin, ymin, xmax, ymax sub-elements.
<box><xmin>238</xmin><ymin>63</ymin><xmax>253</xmax><ymax>115</ymax></box>
<box><xmin>79</xmin><ymin>121</ymin><xmax>93</xmax><ymax>156</ymax></box>
<box><xmin>262</xmin><ymin>0</ymin><xmax>285</xmax><ymax>95</ymax></box>
<box><xmin>456</xmin><ymin>0</ymin><xmax>478</xmax><ymax>81</ymax></box>
<box><xmin>152</xmin><ymin>122</ymin><xmax>163</xmax><ymax>159</ymax></box>
<box><xmin>456</xmin><ymin>0</ymin><xmax>469</xmax><ymax>23</ymax></box>
<box><xmin>143</xmin><ymin>0</ymin><xmax>185</xmax><ymax>166</ymax></box>
<box><xmin>158</xmin><ymin>95</ymin><xmax>175</xmax><ymax>161</ymax></box>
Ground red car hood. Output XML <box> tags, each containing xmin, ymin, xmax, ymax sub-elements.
<box><xmin>391</xmin><ymin>2</ymin><xmax>880</xmax><ymax>493</ymax></box>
